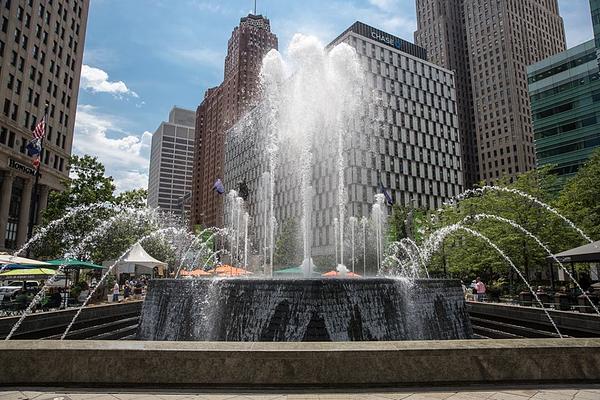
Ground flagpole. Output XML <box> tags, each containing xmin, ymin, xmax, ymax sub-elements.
<box><xmin>27</xmin><ymin>103</ymin><xmax>49</xmax><ymax>243</ymax></box>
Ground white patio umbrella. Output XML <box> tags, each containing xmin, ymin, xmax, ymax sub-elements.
<box><xmin>0</xmin><ymin>252</ymin><xmax>50</xmax><ymax>266</ymax></box>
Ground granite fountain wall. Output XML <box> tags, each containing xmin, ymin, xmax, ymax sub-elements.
<box><xmin>137</xmin><ymin>278</ymin><xmax>472</xmax><ymax>341</ymax></box>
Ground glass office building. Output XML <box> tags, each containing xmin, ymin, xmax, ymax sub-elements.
<box><xmin>528</xmin><ymin>40</ymin><xmax>600</xmax><ymax>183</ymax></box>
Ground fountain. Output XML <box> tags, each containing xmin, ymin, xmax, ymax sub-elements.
<box><xmin>135</xmin><ymin>35</ymin><xmax>473</xmax><ymax>343</ymax></box>
<box><xmin>3</xmin><ymin>34</ymin><xmax>597</xmax><ymax>350</ymax></box>
<box><xmin>137</xmin><ymin>278</ymin><xmax>471</xmax><ymax>341</ymax></box>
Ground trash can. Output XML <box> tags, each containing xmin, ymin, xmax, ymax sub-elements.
<box><xmin>519</xmin><ymin>291</ymin><xmax>532</xmax><ymax>306</ymax></box>
<box><xmin>536</xmin><ymin>292</ymin><xmax>550</xmax><ymax>307</ymax></box>
<box><xmin>578</xmin><ymin>293</ymin><xmax>599</xmax><ymax>313</ymax></box>
<box><xmin>554</xmin><ymin>292</ymin><xmax>570</xmax><ymax>311</ymax></box>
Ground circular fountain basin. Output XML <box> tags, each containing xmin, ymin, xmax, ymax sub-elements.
<box><xmin>137</xmin><ymin>278</ymin><xmax>472</xmax><ymax>341</ymax></box>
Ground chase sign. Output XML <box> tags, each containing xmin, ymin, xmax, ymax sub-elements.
<box><xmin>332</xmin><ymin>21</ymin><xmax>427</xmax><ymax>61</ymax></box>
<box><xmin>371</xmin><ymin>31</ymin><xmax>403</xmax><ymax>50</ymax></box>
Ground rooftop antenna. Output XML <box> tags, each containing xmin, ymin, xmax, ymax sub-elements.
<box><xmin>254</xmin><ymin>0</ymin><xmax>257</xmax><ymax>15</ymax></box>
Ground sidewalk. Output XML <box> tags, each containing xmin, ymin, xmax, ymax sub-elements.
<box><xmin>2</xmin><ymin>385</ymin><xmax>599</xmax><ymax>400</ymax></box>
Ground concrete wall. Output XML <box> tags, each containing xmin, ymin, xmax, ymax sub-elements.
<box><xmin>0</xmin><ymin>301</ymin><xmax>142</xmax><ymax>339</ymax></box>
<box><xmin>0</xmin><ymin>339</ymin><xmax>599</xmax><ymax>387</ymax></box>
<box><xmin>467</xmin><ymin>302</ymin><xmax>600</xmax><ymax>336</ymax></box>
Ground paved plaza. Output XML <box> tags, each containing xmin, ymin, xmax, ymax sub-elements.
<box><xmin>1</xmin><ymin>386</ymin><xmax>599</xmax><ymax>400</ymax></box>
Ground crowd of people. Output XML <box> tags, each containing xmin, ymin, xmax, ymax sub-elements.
<box><xmin>112</xmin><ymin>278</ymin><xmax>148</xmax><ymax>302</ymax></box>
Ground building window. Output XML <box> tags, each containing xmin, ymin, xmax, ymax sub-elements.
<box><xmin>5</xmin><ymin>177</ymin><xmax>24</xmax><ymax>250</ymax></box>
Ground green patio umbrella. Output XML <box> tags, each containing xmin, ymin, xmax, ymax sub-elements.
<box><xmin>46</xmin><ymin>259</ymin><xmax>105</xmax><ymax>270</ymax></box>
<box><xmin>0</xmin><ymin>268</ymin><xmax>63</xmax><ymax>280</ymax></box>
<box><xmin>274</xmin><ymin>266</ymin><xmax>303</xmax><ymax>275</ymax></box>
<box><xmin>46</xmin><ymin>260</ymin><xmax>105</xmax><ymax>307</ymax></box>
<box><xmin>273</xmin><ymin>266</ymin><xmax>321</xmax><ymax>276</ymax></box>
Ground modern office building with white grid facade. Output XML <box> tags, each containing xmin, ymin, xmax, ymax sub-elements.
<box><xmin>225</xmin><ymin>21</ymin><xmax>463</xmax><ymax>259</ymax></box>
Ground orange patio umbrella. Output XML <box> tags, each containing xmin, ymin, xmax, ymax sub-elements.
<box><xmin>322</xmin><ymin>270</ymin><xmax>361</xmax><ymax>278</ymax></box>
<box><xmin>180</xmin><ymin>269</ymin><xmax>211</xmax><ymax>277</ymax></box>
<box><xmin>213</xmin><ymin>264</ymin><xmax>252</xmax><ymax>276</ymax></box>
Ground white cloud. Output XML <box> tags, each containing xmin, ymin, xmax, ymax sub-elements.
<box><xmin>274</xmin><ymin>1</ymin><xmax>416</xmax><ymax>49</ymax></box>
<box><xmin>80</xmin><ymin>65</ymin><xmax>139</xmax><ymax>98</ymax></box>
<box><xmin>188</xmin><ymin>1</ymin><xmax>227</xmax><ymax>13</ymax></box>
<box><xmin>114</xmin><ymin>171</ymin><xmax>150</xmax><ymax>193</ymax></box>
<box><xmin>73</xmin><ymin>105</ymin><xmax>151</xmax><ymax>193</ymax></box>
<box><xmin>368</xmin><ymin>0</ymin><xmax>398</xmax><ymax>10</ymax></box>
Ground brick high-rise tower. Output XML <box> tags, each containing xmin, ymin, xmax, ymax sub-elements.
<box><xmin>191</xmin><ymin>14</ymin><xmax>278</xmax><ymax>229</ymax></box>
<box><xmin>415</xmin><ymin>0</ymin><xmax>566</xmax><ymax>185</ymax></box>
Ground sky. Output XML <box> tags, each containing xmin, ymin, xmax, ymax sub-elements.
<box><xmin>75</xmin><ymin>0</ymin><xmax>594</xmax><ymax>193</ymax></box>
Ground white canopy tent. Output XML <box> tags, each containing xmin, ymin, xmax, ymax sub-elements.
<box><xmin>105</xmin><ymin>243</ymin><xmax>167</xmax><ymax>278</ymax></box>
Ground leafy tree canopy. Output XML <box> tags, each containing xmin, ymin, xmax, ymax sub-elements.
<box><xmin>32</xmin><ymin>155</ymin><xmax>152</xmax><ymax>263</ymax></box>
<box><xmin>386</xmin><ymin>161</ymin><xmax>598</xmax><ymax>294</ymax></box>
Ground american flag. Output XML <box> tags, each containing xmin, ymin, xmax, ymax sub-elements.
<box><xmin>32</xmin><ymin>117</ymin><xmax>45</xmax><ymax>139</ymax></box>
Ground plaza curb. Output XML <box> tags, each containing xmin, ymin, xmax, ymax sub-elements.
<box><xmin>0</xmin><ymin>339</ymin><xmax>599</xmax><ymax>387</ymax></box>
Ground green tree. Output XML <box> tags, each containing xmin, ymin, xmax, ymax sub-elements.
<box><xmin>273</xmin><ymin>219</ymin><xmax>302</xmax><ymax>267</ymax></box>
<box><xmin>43</xmin><ymin>155</ymin><xmax>116</xmax><ymax>223</ymax></box>
<box><xmin>387</xmin><ymin>205</ymin><xmax>409</xmax><ymax>242</ymax></box>
<box><xmin>555</xmin><ymin>149</ymin><xmax>600</xmax><ymax>241</ymax></box>
<box><xmin>115</xmin><ymin>188</ymin><xmax>148</xmax><ymax>208</ymax></box>
<box><xmin>422</xmin><ymin>166</ymin><xmax>580</xmax><ymax>294</ymax></box>
<box><xmin>31</xmin><ymin>155</ymin><xmax>151</xmax><ymax>262</ymax></box>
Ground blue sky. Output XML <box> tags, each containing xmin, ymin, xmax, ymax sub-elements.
<box><xmin>74</xmin><ymin>0</ymin><xmax>594</xmax><ymax>192</ymax></box>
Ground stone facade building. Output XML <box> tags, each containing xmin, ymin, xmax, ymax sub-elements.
<box><xmin>0</xmin><ymin>0</ymin><xmax>89</xmax><ymax>250</ymax></box>
<box><xmin>415</xmin><ymin>0</ymin><xmax>566</xmax><ymax>184</ymax></box>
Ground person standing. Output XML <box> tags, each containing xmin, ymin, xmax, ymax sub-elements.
<box><xmin>123</xmin><ymin>283</ymin><xmax>131</xmax><ymax>300</ymax></box>
<box><xmin>475</xmin><ymin>277</ymin><xmax>486</xmax><ymax>302</ymax></box>
<box><xmin>112</xmin><ymin>282</ymin><xmax>120</xmax><ymax>302</ymax></box>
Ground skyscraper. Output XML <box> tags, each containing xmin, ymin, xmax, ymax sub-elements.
<box><xmin>148</xmin><ymin>107</ymin><xmax>196</xmax><ymax>217</ymax></box>
<box><xmin>0</xmin><ymin>0</ymin><xmax>90</xmax><ymax>250</ymax></box>
<box><xmin>415</xmin><ymin>0</ymin><xmax>566</xmax><ymax>184</ymax></box>
<box><xmin>191</xmin><ymin>14</ymin><xmax>278</xmax><ymax>230</ymax></box>
<box><xmin>415</xmin><ymin>0</ymin><xmax>477</xmax><ymax>187</ymax></box>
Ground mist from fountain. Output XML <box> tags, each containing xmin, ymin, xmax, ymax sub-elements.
<box><xmin>349</xmin><ymin>216</ymin><xmax>357</xmax><ymax>273</ymax></box>
<box><xmin>61</xmin><ymin>226</ymin><xmax>194</xmax><ymax>340</ymax></box>
<box><xmin>371</xmin><ymin>194</ymin><xmax>387</xmax><ymax>273</ymax></box>
<box><xmin>4</xmin><ymin>206</ymin><xmax>189</xmax><ymax>340</ymax></box>
<box><xmin>361</xmin><ymin>216</ymin><xmax>368</xmax><ymax>276</ymax></box>
<box><xmin>449</xmin><ymin>186</ymin><xmax>594</xmax><ymax>244</ymax></box>
<box><xmin>258</xmin><ymin>34</ymin><xmax>363</xmax><ymax>271</ymax></box>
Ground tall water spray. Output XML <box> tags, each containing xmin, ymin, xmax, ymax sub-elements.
<box><xmin>258</xmin><ymin>34</ymin><xmax>363</xmax><ymax>269</ymax></box>
<box><xmin>371</xmin><ymin>194</ymin><xmax>387</xmax><ymax>272</ymax></box>
<box><xmin>349</xmin><ymin>216</ymin><xmax>357</xmax><ymax>273</ymax></box>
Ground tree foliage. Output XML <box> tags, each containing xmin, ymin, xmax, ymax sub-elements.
<box><xmin>555</xmin><ymin>149</ymin><xmax>600</xmax><ymax>241</ymax></box>
<box><xmin>386</xmin><ymin>162</ymin><xmax>598</xmax><ymax>294</ymax></box>
<box><xmin>31</xmin><ymin>155</ymin><xmax>153</xmax><ymax>263</ymax></box>
<box><xmin>43</xmin><ymin>155</ymin><xmax>116</xmax><ymax>223</ymax></box>
<box><xmin>273</xmin><ymin>219</ymin><xmax>302</xmax><ymax>267</ymax></box>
